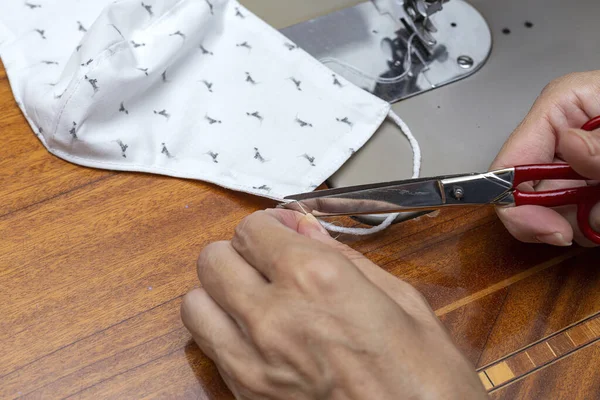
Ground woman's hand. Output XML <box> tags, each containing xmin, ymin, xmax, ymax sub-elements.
<box><xmin>181</xmin><ymin>209</ymin><xmax>487</xmax><ymax>400</ymax></box>
<box><xmin>491</xmin><ymin>71</ymin><xmax>600</xmax><ymax>246</ymax></box>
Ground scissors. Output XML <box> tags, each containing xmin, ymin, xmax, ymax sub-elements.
<box><xmin>281</xmin><ymin>116</ymin><xmax>600</xmax><ymax>244</ymax></box>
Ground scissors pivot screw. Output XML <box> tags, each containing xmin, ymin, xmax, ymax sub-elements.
<box><xmin>452</xmin><ymin>186</ymin><xmax>465</xmax><ymax>200</ymax></box>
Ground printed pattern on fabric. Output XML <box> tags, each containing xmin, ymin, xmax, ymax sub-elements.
<box><xmin>0</xmin><ymin>0</ymin><xmax>391</xmax><ymax>200</ymax></box>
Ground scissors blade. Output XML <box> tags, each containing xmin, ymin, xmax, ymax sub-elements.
<box><xmin>282</xmin><ymin>177</ymin><xmax>451</xmax><ymax>217</ymax></box>
<box><xmin>281</xmin><ymin>169</ymin><xmax>517</xmax><ymax>217</ymax></box>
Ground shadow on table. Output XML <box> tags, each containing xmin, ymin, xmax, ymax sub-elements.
<box><xmin>184</xmin><ymin>339</ymin><xmax>234</xmax><ymax>399</ymax></box>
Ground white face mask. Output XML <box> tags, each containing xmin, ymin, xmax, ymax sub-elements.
<box><xmin>0</xmin><ymin>0</ymin><xmax>417</xmax><ymax>201</ymax></box>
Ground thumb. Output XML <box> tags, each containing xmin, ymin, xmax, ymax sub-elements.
<box><xmin>298</xmin><ymin>214</ymin><xmax>373</xmax><ymax>266</ymax></box>
<box><xmin>297</xmin><ymin>213</ymin><xmax>332</xmax><ymax>239</ymax></box>
<box><xmin>559</xmin><ymin>128</ymin><xmax>600</xmax><ymax>179</ymax></box>
<box><xmin>297</xmin><ymin>214</ymin><xmax>382</xmax><ymax>283</ymax></box>
<box><xmin>297</xmin><ymin>214</ymin><xmax>430</xmax><ymax>311</ymax></box>
<box><xmin>298</xmin><ymin>214</ymin><xmax>370</xmax><ymax>260</ymax></box>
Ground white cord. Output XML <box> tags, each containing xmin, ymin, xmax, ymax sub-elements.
<box><xmin>319</xmin><ymin>109</ymin><xmax>422</xmax><ymax>236</ymax></box>
<box><xmin>387</xmin><ymin>109</ymin><xmax>421</xmax><ymax>179</ymax></box>
<box><xmin>319</xmin><ymin>34</ymin><xmax>417</xmax><ymax>85</ymax></box>
<box><xmin>319</xmin><ymin>212</ymin><xmax>399</xmax><ymax>236</ymax></box>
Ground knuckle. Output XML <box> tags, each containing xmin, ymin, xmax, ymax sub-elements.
<box><xmin>540</xmin><ymin>78</ymin><xmax>560</xmax><ymax>96</ymax></box>
<box><xmin>541</xmin><ymin>73</ymin><xmax>573</xmax><ymax>95</ymax></box>
<box><xmin>563</xmin><ymin>71</ymin><xmax>589</xmax><ymax>84</ymax></box>
<box><xmin>292</xmin><ymin>251</ymin><xmax>346</xmax><ymax>292</ymax></box>
<box><xmin>218</xmin><ymin>355</ymin><xmax>271</xmax><ymax>398</ymax></box>
<box><xmin>233</xmin><ymin>211</ymin><xmax>264</xmax><ymax>239</ymax></box>
<box><xmin>541</xmin><ymin>72</ymin><xmax>588</xmax><ymax>96</ymax></box>
<box><xmin>273</xmin><ymin>242</ymin><xmax>306</xmax><ymax>267</ymax></box>
<box><xmin>246</xmin><ymin>309</ymin><xmax>283</xmax><ymax>353</ymax></box>
<box><xmin>181</xmin><ymin>288</ymin><xmax>203</xmax><ymax>311</ymax></box>
<box><xmin>233</xmin><ymin>216</ymin><xmax>250</xmax><ymax>240</ymax></box>
<box><xmin>231</xmin><ymin>211</ymin><xmax>267</xmax><ymax>252</ymax></box>
<box><xmin>180</xmin><ymin>289</ymin><xmax>203</xmax><ymax>323</ymax></box>
<box><xmin>228</xmin><ymin>368</ymin><xmax>272</xmax><ymax>398</ymax></box>
<box><xmin>559</xmin><ymin>72</ymin><xmax>580</xmax><ymax>83</ymax></box>
<box><xmin>196</xmin><ymin>241</ymin><xmax>229</xmax><ymax>280</ymax></box>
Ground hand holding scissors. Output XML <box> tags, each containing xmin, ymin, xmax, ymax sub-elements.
<box><xmin>282</xmin><ymin>117</ymin><xmax>600</xmax><ymax>244</ymax></box>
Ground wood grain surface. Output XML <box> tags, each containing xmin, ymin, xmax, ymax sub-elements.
<box><xmin>1</xmin><ymin>55</ymin><xmax>599</xmax><ymax>399</ymax></box>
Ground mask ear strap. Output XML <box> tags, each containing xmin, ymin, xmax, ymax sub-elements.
<box><xmin>318</xmin><ymin>109</ymin><xmax>422</xmax><ymax>236</ymax></box>
<box><xmin>387</xmin><ymin>109</ymin><xmax>421</xmax><ymax>179</ymax></box>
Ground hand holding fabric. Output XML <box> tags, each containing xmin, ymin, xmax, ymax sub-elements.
<box><xmin>181</xmin><ymin>209</ymin><xmax>487</xmax><ymax>400</ymax></box>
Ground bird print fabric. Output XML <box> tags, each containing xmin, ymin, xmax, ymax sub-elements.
<box><xmin>0</xmin><ymin>0</ymin><xmax>391</xmax><ymax>200</ymax></box>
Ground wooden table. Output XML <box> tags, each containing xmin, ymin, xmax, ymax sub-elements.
<box><xmin>1</xmin><ymin>3</ymin><xmax>599</xmax><ymax>397</ymax></box>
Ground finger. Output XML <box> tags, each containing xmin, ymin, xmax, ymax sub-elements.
<box><xmin>181</xmin><ymin>289</ymin><xmax>257</xmax><ymax>363</ymax></box>
<box><xmin>297</xmin><ymin>214</ymin><xmax>432</xmax><ymax>311</ymax></box>
<box><xmin>491</xmin><ymin>111</ymin><xmax>557</xmax><ymax>169</ymax></box>
<box><xmin>231</xmin><ymin>210</ymin><xmax>337</xmax><ymax>282</ymax></box>
<box><xmin>490</xmin><ymin>89</ymin><xmax>566</xmax><ymax>169</ymax></box>
<box><xmin>491</xmin><ymin>71</ymin><xmax>600</xmax><ymax>170</ymax></box>
<box><xmin>216</xmin><ymin>366</ymin><xmax>245</xmax><ymax>400</ymax></box>
<box><xmin>559</xmin><ymin>202</ymin><xmax>600</xmax><ymax>247</ymax></box>
<box><xmin>496</xmin><ymin>205</ymin><xmax>574</xmax><ymax>246</ymax></box>
<box><xmin>521</xmin><ymin>179</ymin><xmax>598</xmax><ymax>246</ymax></box>
<box><xmin>557</xmin><ymin>128</ymin><xmax>600</xmax><ymax>180</ymax></box>
<box><xmin>197</xmin><ymin>241</ymin><xmax>267</xmax><ymax>324</ymax></box>
<box><xmin>534</xmin><ymin>178</ymin><xmax>586</xmax><ymax>192</ymax></box>
<box><xmin>182</xmin><ymin>290</ymin><xmax>278</xmax><ymax>399</ymax></box>
<box><xmin>263</xmin><ymin>208</ymin><xmax>307</xmax><ymax>230</ymax></box>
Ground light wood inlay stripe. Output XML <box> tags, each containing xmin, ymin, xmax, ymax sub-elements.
<box><xmin>546</xmin><ymin>342</ymin><xmax>557</xmax><ymax>357</ymax></box>
<box><xmin>478</xmin><ymin>313</ymin><xmax>600</xmax><ymax>392</ymax></box>
<box><xmin>435</xmin><ymin>250</ymin><xmax>583</xmax><ymax>316</ymax></box>
<box><xmin>485</xmin><ymin>362</ymin><xmax>515</xmax><ymax>386</ymax></box>
<box><xmin>479</xmin><ymin>372</ymin><xmax>493</xmax><ymax>391</ymax></box>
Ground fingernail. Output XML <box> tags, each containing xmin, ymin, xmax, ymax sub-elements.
<box><xmin>302</xmin><ymin>213</ymin><xmax>329</xmax><ymax>236</ymax></box>
<box><xmin>571</xmin><ymin>129</ymin><xmax>598</xmax><ymax>157</ymax></box>
<box><xmin>496</xmin><ymin>206</ymin><xmax>516</xmax><ymax>217</ymax></box>
<box><xmin>496</xmin><ymin>207</ymin><xmax>511</xmax><ymax>215</ymax></box>
<box><xmin>536</xmin><ymin>232</ymin><xmax>572</xmax><ymax>247</ymax></box>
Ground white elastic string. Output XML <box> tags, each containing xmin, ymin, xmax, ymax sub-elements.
<box><xmin>318</xmin><ymin>109</ymin><xmax>421</xmax><ymax>236</ymax></box>
<box><xmin>387</xmin><ymin>109</ymin><xmax>422</xmax><ymax>179</ymax></box>
<box><xmin>319</xmin><ymin>34</ymin><xmax>417</xmax><ymax>85</ymax></box>
<box><xmin>318</xmin><ymin>212</ymin><xmax>399</xmax><ymax>236</ymax></box>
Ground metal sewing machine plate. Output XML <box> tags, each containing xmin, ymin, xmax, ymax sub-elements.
<box><xmin>280</xmin><ymin>0</ymin><xmax>492</xmax><ymax>104</ymax></box>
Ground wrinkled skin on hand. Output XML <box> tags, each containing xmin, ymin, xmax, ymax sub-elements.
<box><xmin>491</xmin><ymin>71</ymin><xmax>600</xmax><ymax>247</ymax></box>
<box><xmin>181</xmin><ymin>210</ymin><xmax>487</xmax><ymax>400</ymax></box>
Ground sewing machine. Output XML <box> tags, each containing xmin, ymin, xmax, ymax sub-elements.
<box><xmin>281</xmin><ymin>0</ymin><xmax>600</xmax><ymax>225</ymax></box>
<box><xmin>283</xmin><ymin>0</ymin><xmax>490</xmax><ymax>104</ymax></box>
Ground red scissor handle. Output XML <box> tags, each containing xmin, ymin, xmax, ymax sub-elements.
<box><xmin>511</xmin><ymin>117</ymin><xmax>600</xmax><ymax>244</ymax></box>
<box><xmin>582</xmin><ymin>115</ymin><xmax>600</xmax><ymax>131</ymax></box>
